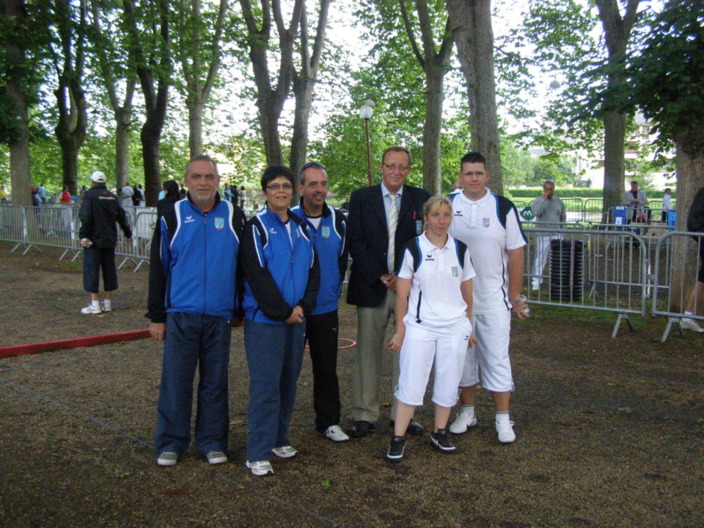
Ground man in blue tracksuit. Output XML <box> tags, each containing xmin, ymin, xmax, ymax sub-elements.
<box><xmin>292</xmin><ymin>162</ymin><xmax>350</xmax><ymax>443</ymax></box>
<box><xmin>147</xmin><ymin>155</ymin><xmax>246</xmax><ymax>467</ymax></box>
<box><xmin>239</xmin><ymin>165</ymin><xmax>320</xmax><ymax>476</ymax></box>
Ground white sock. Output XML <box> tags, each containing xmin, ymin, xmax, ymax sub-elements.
<box><xmin>495</xmin><ymin>411</ymin><xmax>510</xmax><ymax>424</ymax></box>
<box><xmin>91</xmin><ymin>300</ymin><xmax>99</xmax><ymax>308</ymax></box>
<box><xmin>461</xmin><ymin>404</ymin><xmax>475</xmax><ymax>415</ymax></box>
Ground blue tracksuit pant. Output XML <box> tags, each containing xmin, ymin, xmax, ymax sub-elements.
<box><xmin>244</xmin><ymin>320</ymin><xmax>306</xmax><ymax>462</ymax></box>
<box><xmin>155</xmin><ymin>312</ymin><xmax>231</xmax><ymax>456</ymax></box>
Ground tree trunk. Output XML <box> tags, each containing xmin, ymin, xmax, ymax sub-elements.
<box><xmin>5</xmin><ymin>0</ymin><xmax>32</xmax><ymax>206</ymax></box>
<box><xmin>259</xmin><ymin>102</ymin><xmax>284</xmax><ymax>166</ymax></box>
<box><xmin>290</xmin><ymin>74</ymin><xmax>313</xmax><ymax>178</ymax></box>
<box><xmin>447</xmin><ymin>0</ymin><xmax>503</xmax><ymax>193</ymax></box>
<box><xmin>595</xmin><ymin>0</ymin><xmax>639</xmax><ymax>215</ymax></box>
<box><xmin>670</xmin><ymin>140</ymin><xmax>704</xmax><ymax>312</ymax></box>
<box><xmin>114</xmin><ymin>109</ymin><xmax>131</xmax><ymax>190</ymax></box>
<box><xmin>422</xmin><ymin>69</ymin><xmax>444</xmax><ymax>195</ymax></box>
<box><xmin>141</xmin><ymin>117</ymin><xmax>163</xmax><ymax>205</ymax></box>
<box><xmin>602</xmin><ymin>111</ymin><xmax>626</xmax><ymax>213</ymax></box>
<box><xmin>188</xmin><ymin>100</ymin><xmax>204</xmax><ymax>157</ymax></box>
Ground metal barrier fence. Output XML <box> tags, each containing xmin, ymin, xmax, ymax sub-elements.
<box><xmin>651</xmin><ymin>231</ymin><xmax>704</xmax><ymax>342</ymax></box>
<box><xmin>0</xmin><ymin>203</ymin><xmax>153</xmax><ymax>271</ymax></box>
<box><xmin>523</xmin><ymin>225</ymin><xmax>649</xmax><ymax>337</ymax></box>
<box><xmin>2</xmin><ymin>204</ymin><xmax>703</xmax><ymax>340</ymax></box>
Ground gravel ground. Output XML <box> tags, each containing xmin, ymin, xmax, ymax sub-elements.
<box><xmin>1</xmin><ymin>243</ymin><xmax>703</xmax><ymax>528</ymax></box>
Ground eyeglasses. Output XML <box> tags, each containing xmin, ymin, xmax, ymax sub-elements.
<box><xmin>461</xmin><ymin>171</ymin><xmax>486</xmax><ymax>177</ymax></box>
<box><xmin>267</xmin><ymin>183</ymin><xmax>293</xmax><ymax>191</ymax></box>
<box><xmin>383</xmin><ymin>163</ymin><xmax>410</xmax><ymax>172</ymax></box>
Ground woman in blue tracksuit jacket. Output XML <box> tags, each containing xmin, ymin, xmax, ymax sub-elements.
<box><xmin>239</xmin><ymin>165</ymin><xmax>320</xmax><ymax>476</ymax></box>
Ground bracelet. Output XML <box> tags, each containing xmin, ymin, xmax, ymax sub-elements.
<box><xmin>510</xmin><ymin>295</ymin><xmax>526</xmax><ymax>305</ymax></box>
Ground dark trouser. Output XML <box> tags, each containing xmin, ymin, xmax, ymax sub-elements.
<box><xmin>244</xmin><ymin>320</ymin><xmax>305</xmax><ymax>462</ymax></box>
<box><xmin>154</xmin><ymin>312</ymin><xmax>231</xmax><ymax>456</ymax></box>
<box><xmin>83</xmin><ymin>246</ymin><xmax>117</xmax><ymax>293</ymax></box>
<box><xmin>306</xmin><ymin>310</ymin><xmax>341</xmax><ymax>433</ymax></box>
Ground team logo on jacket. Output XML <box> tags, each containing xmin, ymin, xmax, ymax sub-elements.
<box><xmin>214</xmin><ymin>217</ymin><xmax>224</xmax><ymax>230</ymax></box>
<box><xmin>321</xmin><ymin>226</ymin><xmax>330</xmax><ymax>238</ymax></box>
<box><xmin>482</xmin><ymin>218</ymin><xmax>490</xmax><ymax>228</ymax></box>
<box><xmin>454</xmin><ymin>210</ymin><xmax>463</xmax><ymax>217</ymax></box>
<box><xmin>184</xmin><ymin>215</ymin><xmax>195</xmax><ymax>224</ymax></box>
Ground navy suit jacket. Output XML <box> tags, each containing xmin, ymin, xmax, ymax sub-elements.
<box><xmin>346</xmin><ymin>183</ymin><xmax>430</xmax><ymax>307</ymax></box>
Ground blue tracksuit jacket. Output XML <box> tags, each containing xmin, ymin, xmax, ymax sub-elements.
<box><xmin>291</xmin><ymin>201</ymin><xmax>348</xmax><ymax>315</ymax></box>
<box><xmin>240</xmin><ymin>206</ymin><xmax>320</xmax><ymax>324</ymax></box>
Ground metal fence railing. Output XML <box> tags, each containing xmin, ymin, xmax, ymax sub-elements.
<box><xmin>2</xmin><ymin>204</ymin><xmax>703</xmax><ymax>341</ymax></box>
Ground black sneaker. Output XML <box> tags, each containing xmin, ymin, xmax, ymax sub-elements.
<box><xmin>386</xmin><ymin>435</ymin><xmax>406</xmax><ymax>462</ymax></box>
<box><xmin>430</xmin><ymin>428</ymin><xmax>457</xmax><ymax>453</ymax></box>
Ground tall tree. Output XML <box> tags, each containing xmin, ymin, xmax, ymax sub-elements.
<box><xmin>2</xmin><ymin>0</ymin><xmax>34</xmax><ymax>205</ymax></box>
<box><xmin>398</xmin><ymin>0</ymin><xmax>453</xmax><ymax>195</ymax></box>
<box><xmin>615</xmin><ymin>0</ymin><xmax>704</xmax><ymax>309</ymax></box>
<box><xmin>447</xmin><ymin>0</ymin><xmax>503</xmax><ymax>193</ymax></box>
<box><xmin>123</xmin><ymin>0</ymin><xmax>171</xmax><ymax>206</ymax></box>
<box><xmin>289</xmin><ymin>0</ymin><xmax>330</xmax><ymax>177</ymax></box>
<box><xmin>176</xmin><ymin>0</ymin><xmax>228</xmax><ymax>158</ymax></box>
<box><xmin>89</xmin><ymin>0</ymin><xmax>136</xmax><ymax>190</ymax></box>
<box><xmin>238</xmin><ymin>0</ymin><xmax>304</xmax><ymax>166</ymax></box>
<box><xmin>594</xmin><ymin>0</ymin><xmax>640</xmax><ymax>210</ymax></box>
<box><xmin>50</xmin><ymin>0</ymin><xmax>88</xmax><ymax>195</ymax></box>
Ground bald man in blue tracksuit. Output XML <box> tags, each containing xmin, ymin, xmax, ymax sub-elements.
<box><xmin>147</xmin><ymin>155</ymin><xmax>245</xmax><ymax>467</ymax></box>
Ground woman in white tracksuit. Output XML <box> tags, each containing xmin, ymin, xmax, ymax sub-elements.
<box><xmin>386</xmin><ymin>195</ymin><xmax>476</xmax><ymax>462</ymax></box>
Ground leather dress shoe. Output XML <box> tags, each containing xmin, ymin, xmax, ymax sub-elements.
<box><xmin>350</xmin><ymin>420</ymin><xmax>375</xmax><ymax>438</ymax></box>
<box><xmin>389</xmin><ymin>418</ymin><xmax>426</xmax><ymax>435</ymax></box>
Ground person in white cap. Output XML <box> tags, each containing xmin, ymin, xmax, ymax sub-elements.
<box><xmin>78</xmin><ymin>171</ymin><xmax>132</xmax><ymax>314</ymax></box>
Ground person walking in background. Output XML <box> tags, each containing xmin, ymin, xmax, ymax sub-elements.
<box><xmin>156</xmin><ymin>180</ymin><xmax>181</xmax><ymax>219</ymax></box>
<box><xmin>346</xmin><ymin>146</ymin><xmax>430</xmax><ymax>439</ymax></box>
<box><xmin>530</xmin><ymin>180</ymin><xmax>566</xmax><ymax>291</ymax></box>
<box><xmin>680</xmin><ymin>186</ymin><xmax>704</xmax><ymax>333</ymax></box>
<box><xmin>623</xmin><ymin>180</ymin><xmax>648</xmax><ymax>223</ymax></box>
<box><xmin>240</xmin><ymin>165</ymin><xmax>319</xmax><ymax>476</ymax></box>
<box><xmin>661</xmin><ymin>188</ymin><xmax>673</xmax><ymax>223</ymax></box>
<box><xmin>79</xmin><ymin>171</ymin><xmax>132</xmax><ymax>314</ymax></box>
<box><xmin>386</xmin><ymin>196</ymin><xmax>475</xmax><ymax>462</ymax></box>
<box><xmin>147</xmin><ymin>155</ymin><xmax>245</xmax><ymax>467</ymax></box>
<box><xmin>448</xmin><ymin>152</ymin><xmax>529</xmax><ymax>444</ymax></box>
<box><xmin>0</xmin><ymin>185</ymin><xmax>8</xmax><ymax>204</ymax></box>
<box><xmin>38</xmin><ymin>184</ymin><xmax>47</xmax><ymax>204</ymax></box>
<box><xmin>121</xmin><ymin>182</ymin><xmax>134</xmax><ymax>208</ymax></box>
<box><xmin>292</xmin><ymin>162</ymin><xmax>350</xmax><ymax>443</ymax></box>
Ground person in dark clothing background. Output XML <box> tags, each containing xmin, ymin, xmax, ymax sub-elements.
<box><xmin>79</xmin><ymin>171</ymin><xmax>132</xmax><ymax>314</ymax></box>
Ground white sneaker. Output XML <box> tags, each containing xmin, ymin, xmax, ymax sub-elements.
<box><xmin>157</xmin><ymin>451</ymin><xmax>178</xmax><ymax>466</ymax></box>
<box><xmin>206</xmin><ymin>450</ymin><xmax>227</xmax><ymax>465</ymax></box>
<box><xmin>246</xmin><ymin>460</ymin><xmax>273</xmax><ymax>476</ymax></box>
<box><xmin>81</xmin><ymin>303</ymin><xmax>102</xmax><ymax>314</ymax></box>
<box><xmin>449</xmin><ymin>410</ymin><xmax>477</xmax><ymax>434</ymax></box>
<box><xmin>101</xmin><ymin>300</ymin><xmax>112</xmax><ymax>312</ymax></box>
<box><xmin>272</xmin><ymin>445</ymin><xmax>297</xmax><ymax>458</ymax></box>
<box><xmin>496</xmin><ymin>420</ymin><xmax>516</xmax><ymax>443</ymax></box>
<box><xmin>680</xmin><ymin>318</ymin><xmax>704</xmax><ymax>333</ymax></box>
<box><xmin>322</xmin><ymin>425</ymin><xmax>350</xmax><ymax>442</ymax></box>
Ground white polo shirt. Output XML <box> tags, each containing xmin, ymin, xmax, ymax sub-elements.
<box><xmin>448</xmin><ymin>189</ymin><xmax>526</xmax><ymax>314</ymax></box>
<box><xmin>397</xmin><ymin>232</ymin><xmax>475</xmax><ymax>328</ymax></box>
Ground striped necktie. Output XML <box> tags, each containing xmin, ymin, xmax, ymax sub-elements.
<box><xmin>387</xmin><ymin>193</ymin><xmax>398</xmax><ymax>272</ymax></box>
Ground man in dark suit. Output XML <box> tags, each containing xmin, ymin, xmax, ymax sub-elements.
<box><xmin>346</xmin><ymin>146</ymin><xmax>430</xmax><ymax>438</ymax></box>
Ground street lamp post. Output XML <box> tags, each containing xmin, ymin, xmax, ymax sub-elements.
<box><xmin>359</xmin><ymin>100</ymin><xmax>374</xmax><ymax>187</ymax></box>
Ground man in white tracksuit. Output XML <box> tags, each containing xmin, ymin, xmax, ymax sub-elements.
<box><xmin>447</xmin><ymin>152</ymin><xmax>529</xmax><ymax>444</ymax></box>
